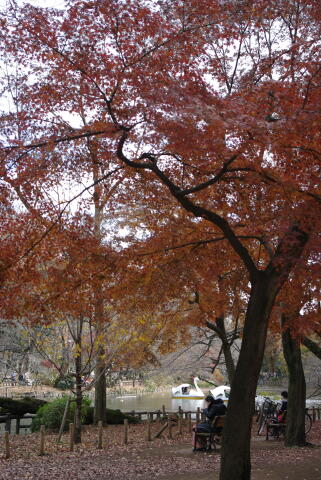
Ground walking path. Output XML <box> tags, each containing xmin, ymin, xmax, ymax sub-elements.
<box><xmin>0</xmin><ymin>421</ymin><xmax>320</xmax><ymax>479</ymax></box>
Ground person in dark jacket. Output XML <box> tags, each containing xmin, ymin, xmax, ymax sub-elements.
<box><xmin>193</xmin><ymin>395</ymin><xmax>227</xmax><ymax>451</ymax></box>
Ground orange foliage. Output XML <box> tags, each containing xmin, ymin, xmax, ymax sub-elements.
<box><xmin>1</xmin><ymin>2</ymin><xmax>321</xmax><ymax>476</ymax></box>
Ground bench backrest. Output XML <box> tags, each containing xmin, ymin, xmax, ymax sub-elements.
<box><xmin>211</xmin><ymin>415</ymin><xmax>225</xmax><ymax>429</ymax></box>
<box><xmin>278</xmin><ymin>410</ymin><xmax>287</xmax><ymax>423</ymax></box>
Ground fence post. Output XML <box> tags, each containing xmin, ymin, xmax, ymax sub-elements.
<box><xmin>162</xmin><ymin>405</ymin><xmax>166</xmax><ymax>419</ymax></box>
<box><xmin>156</xmin><ymin>410</ymin><xmax>161</xmax><ymax>424</ymax></box>
<box><xmin>146</xmin><ymin>415</ymin><xmax>151</xmax><ymax>441</ymax></box>
<box><xmin>317</xmin><ymin>408</ymin><xmax>321</xmax><ymax>420</ymax></box>
<box><xmin>4</xmin><ymin>431</ymin><xmax>10</xmax><ymax>459</ymax></box>
<box><xmin>178</xmin><ymin>413</ymin><xmax>182</xmax><ymax>435</ymax></box>
<box><xmin>16</xmin><ymin>417</ymin><xmax>21</xmax><ymax>435</ymax></box>
<box><xmin>69</xmin><ymin>423</ymin><xmax>74</xmax><ymax>452</ymax></box>
<box><xmin>168</xmin><ymin>417</ymin><xmax>173</xmax><ymax>439</ymax></box>
<box><xmin>196</xmin><ymin>407</ymin><xmax>200</xmax><ymax>423</ymax></box>
<box><xmin>98</xmin><ymin>420</ymin><xmax>103</xmax><ymax>449</ymax></box>
<box><xmin>188</xmin><ymin>412</ymin><xmax>192</xmax><ymax>433</ymax></box>
<box><xmin>39</xmin><ymin>425</ymin><xmax>45</xmax><ymax>456</ymax></box>
<box><xmin>5</xmin><ymin>416</ymin><xmax>11</xmax><ymax>434</ymax></box>
<box><xmin>123</xmin><ymin>419</ymin><xmax>128</xmax><ymax>445</ymax></box>
<box><xmin>312</xmin><ymin>406</ymin><xmax>316</xmax><ymax>423</ymax></box>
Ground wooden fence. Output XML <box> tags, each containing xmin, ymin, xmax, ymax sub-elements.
<box><xmin>0</xmin><ymin>407</ymin><xmax>320</xmax><ymax>459</ymax></box>
<box><xmin>123</xmin><ymin>405</ymin><xmax>203</xmax><ymax>422</ymax></box>
<box><xmin>0</xmin><ymin>410</ymin><xmax>195</xmax><ymax>457</ymax></box>
<box><xmin>0</xmin><ymin>405</ymin><xmax>320</xmax><ymax>439</ymax></box>
<box><xmin>0</xmin><ymin>414</ymin><xmax>35</xmax><ymax>435</ymax></box>
<box><xmin>123</xmin><ymin>406</ymin><xmax>321</xmax><ymax>422</ymax></box>
<box><xmin>310</xmin><ymin>406</ymin><xmax>321</xmax><ymax>422</ymax></box>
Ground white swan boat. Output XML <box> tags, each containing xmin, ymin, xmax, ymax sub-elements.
<box><xmin>210</xmin><ymin>387</ymin><xmax>265</xmax><ymax>407</ymax></box>
<box><xmin>209</xmin><ymin>385</ymin><xmax>230</xmax><ymax>403</ymax></box>
<box><xmin>171</xmin><ymin>377</ymin><xmax>205</xmax><ymax>399</ymax></box>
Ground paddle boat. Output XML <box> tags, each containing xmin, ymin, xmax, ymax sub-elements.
<box><xmin>209</xmin><ymin>387</ymin><xmax>265</xmax><ymax>407</ymax></box>
<box><xmin>209</xmin><ymin>385</ymin><xmax>230</xmax><ymax>403</ymax></box>
<box><xmin>171</xmin><ymin>376</ymin><xmax>205</xmax><ymax>399</ymax></box>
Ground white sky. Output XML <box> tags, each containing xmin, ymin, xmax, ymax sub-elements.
<box><xmin>19</xmin><ymin>0</ymin><xmax>65</xmax><ymax>7</ymax></box>
<box><xmin>0</xmin><ymin>0</ymin><xmax>66</xmax><ymax>8</ymax></box>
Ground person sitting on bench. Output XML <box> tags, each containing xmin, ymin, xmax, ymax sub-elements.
<box><xmin>268</xmin><ymin>390</ymin><xmax>288</xmax><ymax>437</ymax></box>
<box><xmin>277</xmin><ymin>391</ymin><xmax>288</xmax><ymax>422</ymax></box>
<box><xmin>193</xmin><ymin>395</ymin><xmax>226</xmax><ymax>451</ymax></box>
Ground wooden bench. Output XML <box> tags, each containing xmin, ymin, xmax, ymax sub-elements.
<box><xmin>194</xmin><ymin>415</ymin><xmax>225</xmax><ymax>452</ymax></box>
<box><xmin>266</xmin><ymin>421</ymin><xmax>286</xmax><ymax>439</ymax></box>
<box><xmin>266</xmin><ymin>412</ymin><xmax>287</xmax><ymax>440</ymax></box>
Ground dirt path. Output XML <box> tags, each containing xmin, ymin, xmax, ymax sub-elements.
<box><xmin>127</xmin><ymin>427</ymin><xmax>321</xmax><ymax>480</ymax></box>
<box><xmin>140</xmin><ymin>439</ymin><xmax>321</xmax><ymax>480</ymax></box>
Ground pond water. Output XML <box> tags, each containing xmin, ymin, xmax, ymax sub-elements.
<box><xmin>106</xmin><ymin>390</ymin><xmax>206</xmax><ymax>413</ymax></box>
<box><xmin>107</xmin><ymin>390</ymin><xmax>321</xmax><ymax>413</ymax></box>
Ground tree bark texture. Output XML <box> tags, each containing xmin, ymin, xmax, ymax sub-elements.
<box><xmin>94</xmin><ymin>350</ymin><xmax>107</xmax><ymax>425</ymax></box>
<box><xmin>220</xmin><ymin>275</ymin><xmax>279</xmax><ymax>480</ymax></box>
<box><xmin>282</xmin><ymin>317</ymin><xmax>306</xmax><ymax>447</ymax></box>
<box><xmin>92</xmin><ymin>158</ymin><xmax>107</xmax><ymax>425</ymax></box>
<box><xmin>93</xmin><ymin>287</ymin><xmax>107</xmax><ymax>425</ymax></box>
<box><xmin>74</xmin><ymin>340</ymin><xmax>83</xmax><ymax>445</ymax></box>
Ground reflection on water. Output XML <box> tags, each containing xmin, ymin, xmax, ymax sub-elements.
<box><xmin>107</xmin><ymin>390</ymin><xmax>207</xmax><ymax>412</ymax></box>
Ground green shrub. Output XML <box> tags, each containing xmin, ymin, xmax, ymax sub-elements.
<box><xmin>84</xmin><ymin>407</ymin><xmax>139</xmax><ymax>425</ymax></box>
<box><xmin>53</xmin><ymin>374</ymin><xmax>74</xmax><ymax>390</ymax></box>
<box><xmin>32</xmin><ymin>395</ymin><xmax>90</xmax><ymax>432</ymax></box>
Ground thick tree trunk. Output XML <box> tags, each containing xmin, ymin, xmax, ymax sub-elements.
<box><xmin>282</xmin><ymin>317</ymin><xmax>306</xmax><ymax>446</ymax></box>
<box><xmin>220</xmin><ymin>275</ymin><xmax>279</xmax><ymax>480</ymax></box>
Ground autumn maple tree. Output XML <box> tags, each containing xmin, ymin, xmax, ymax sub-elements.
<box><xmin>0</xmin><ymin>211</ymin><xmax>184</xmax><ymax>442</ymax></box>
<box><xmin>130</xmin><ymin>218</ymin><xmax>248</xmax><ymax>385</ymax></box>
<box><xmin>1</xmin><ymin>1</ymin><xmax>321</xmax><ymax>479</ymax></box>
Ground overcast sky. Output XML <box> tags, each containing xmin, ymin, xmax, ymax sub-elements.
<box><xmin>26</xmin><ymin>0</ymin><xmax>66</xmax><ymax>6</ymax></box>
<box><xmin>0</xmin><ymin>0</ymin><xmax>66</xmax><ymax>8</ymax></box>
